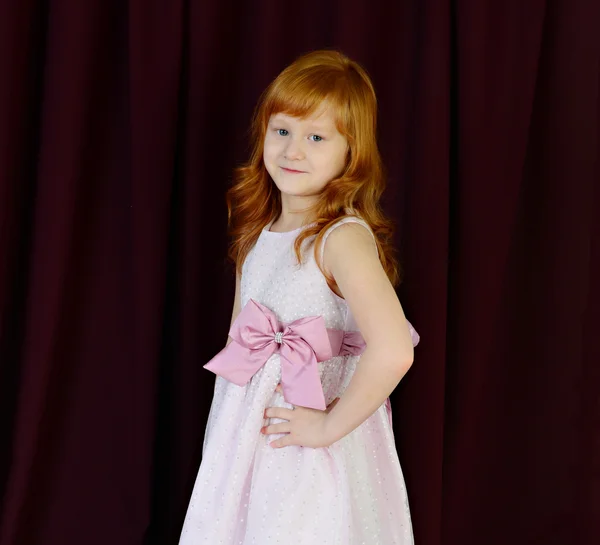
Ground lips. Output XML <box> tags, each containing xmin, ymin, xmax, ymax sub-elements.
<box><xmin>281</xmin><ymin>167</ymin><xmax>306</xmax><ymax>174</ymax></box>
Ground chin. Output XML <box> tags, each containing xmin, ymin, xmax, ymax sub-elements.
<box><xmin>277</xmin><ymin>187</ymin><xmax>310</xmax><ymax>198</ymax></box>
<box><xmin>272</xmin><ymin>178</ymin><xmax>306</xmax><ymax>195</ymax></box>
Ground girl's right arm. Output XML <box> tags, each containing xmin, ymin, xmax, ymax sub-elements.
<box><xmin>225</xmin><ymin>272</ymin><xmax>242</xmax><ymax>347</ymax></box>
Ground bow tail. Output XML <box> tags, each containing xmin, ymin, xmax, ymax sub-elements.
<box><xmin>204</xmin><ymin>341</ymin><xmax>275</xmax><ymax>386</ymax></box>
<box><xmin>279</xmin><ymin>347</ymin><xmax>327</xmax><ymax>411</ymax></box>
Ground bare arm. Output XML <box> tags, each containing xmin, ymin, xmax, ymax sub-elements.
<box><xmin>263</xmin><ymin>223</ymin><xmax>415</xmax><ymax>448</ymax></box>
<box><xmin>321</xmin><ymin>223</ymin><xmax>414</xmax><ymax>442</ymax></box>
<box><xmin>225</xmin><ymin>272</ymin><xmax>242</xmax><ymax>347</ymax></box>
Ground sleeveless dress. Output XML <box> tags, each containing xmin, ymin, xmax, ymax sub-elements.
<box><xmin>179</xmin><ymin>216</ymin><xmax>420</xmax><ymax>545</ymax></box>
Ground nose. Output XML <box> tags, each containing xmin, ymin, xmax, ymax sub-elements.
<box><xmin>284</xmin><ymin>137</ymin><xmax>305</xmax><ymax>161</ymax></box>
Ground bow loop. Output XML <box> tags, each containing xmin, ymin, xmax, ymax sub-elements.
<box><xmin>228</xmin><ymin>299</ymin><xmax>279</xmax><ymax>349</ymax></box>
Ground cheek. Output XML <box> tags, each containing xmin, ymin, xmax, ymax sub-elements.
<box><xmin>334</xmin><ymin>146</ymin><xmax>349</xmax><ymax>173</ymax></box>
<box><xmin>263</xmin><ymin>140</ymin><xmax>282</xmax><ymax>180</ymax></box>
<box><xmin>262</xmin><ymin>139</ymin><xmax>272</xmax><ymax>160</ymax></box>
<box><xmin>263</xmin><ymin>140</ymin><xmax>281</xmax><ymax>164</ymax></box>
<box><xmin>320</xmin><ymin>147</ymin><xmax>347</xmax><ymax>177</ymax></box>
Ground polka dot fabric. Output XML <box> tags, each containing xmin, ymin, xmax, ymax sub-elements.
<box><xmin>179</xmin><ymin>216</ymin><xmax>418</xmax><ymax>545</ymax></box>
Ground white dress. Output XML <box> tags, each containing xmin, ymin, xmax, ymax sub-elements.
<box><xmin>179</xmin><ymin>216</ymin><xmax>420</xmax><ymax>545</ymax></box>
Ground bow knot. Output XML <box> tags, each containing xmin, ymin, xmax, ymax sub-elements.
<box><xmin>203</xmin><ymin>299</ymin><xmax>366</xmax><ymax>410</ymax></box>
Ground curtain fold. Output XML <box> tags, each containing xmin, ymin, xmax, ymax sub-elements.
<box><xmin>0</xmin><ymin>1</ymin><xmax>597</xmax><ymax>544</ymax></box>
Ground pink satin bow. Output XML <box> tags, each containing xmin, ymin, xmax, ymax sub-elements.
<box><xmin>204</xmin><ymin>299</ymin><xmax>366</xmax><ymax>410</ymax></box>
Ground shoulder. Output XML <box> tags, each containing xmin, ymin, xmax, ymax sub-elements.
<box><xmin>325</xmin><ymin>218</ymin><xmax>375</xmax><ymax>248</ymax></box>
<box><xmin>321</xmin><ymin>215</ymin><xmax>379</xmax><ymax>270</ymax></box>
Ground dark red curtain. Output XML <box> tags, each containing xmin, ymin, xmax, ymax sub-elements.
<box><xmin>1</xmin><ymin>1</ymin><xmax>598</xmax><ymax>544</ymax></box>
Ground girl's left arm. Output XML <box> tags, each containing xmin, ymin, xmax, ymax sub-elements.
<box><xmin>318</xmin><ymin>222</ymin><xmax>415</xmax><ymax>443</ymax></box>
<box><xmin>264</xmin><ymin>223</ymin><xmax>414</xmax><ymax>448</ymax></box>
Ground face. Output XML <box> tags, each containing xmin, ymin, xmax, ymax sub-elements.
<box><xmin>263</xmin><ymin>107</ymin><xmax>349</xmax><ymax>204</ymax></box>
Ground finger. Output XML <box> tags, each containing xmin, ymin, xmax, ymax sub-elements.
<box><xmin>262</xmin><ymin>422</ymin><xmax>291</xmax><ymax>435</ymax></box>
<box><xmin>270</xmin><ymin>435</ymin><xmax>296</xmax><ymax>448</ymax></box>
<box><xmin>264</xmin><ymin>407</ymin><xmax>294</xmax><ymax>420</ymax></box>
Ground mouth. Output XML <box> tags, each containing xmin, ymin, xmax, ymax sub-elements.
<box><xmin>280</xmin><ymin>167</ymin><xmax>306</xmax><ymax>174</ymax></box>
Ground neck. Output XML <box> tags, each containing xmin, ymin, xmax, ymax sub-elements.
<box><xmin>274</xmin><ymin>193</ymin><xmax>318</xmax><ymax>230</ymax></box>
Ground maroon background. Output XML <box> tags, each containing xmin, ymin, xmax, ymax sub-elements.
<box><xmin>0</xmin><ymin>1</ymin><xmax>598</xmax><ymax>544</ymax></box>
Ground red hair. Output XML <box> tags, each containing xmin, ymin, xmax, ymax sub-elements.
<box><xmin>226</xmin><ymin>50</ymin><xmax>401</xmax><ymax>290</ymax></box>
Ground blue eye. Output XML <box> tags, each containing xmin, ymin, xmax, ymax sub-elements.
<box><xmin>309</xmin><ymin>135</ymin><xmax>323</xmax><ymax>142</ymax></box>
<box><xmin>277</xmin><ymin>129</ymin><xmax>289</xmax><ymax>136</ymax></box>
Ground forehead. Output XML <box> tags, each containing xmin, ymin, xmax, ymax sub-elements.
<box><xmin>270</xmin><ymin>107</ymin><xmax>338</xmax><ymax>130</ymax></box>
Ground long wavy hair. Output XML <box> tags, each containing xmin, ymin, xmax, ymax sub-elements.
<box><xmin>227</xmin><ymin>49</ymin><xmax>401</xmax><ymax>291</ymax></box>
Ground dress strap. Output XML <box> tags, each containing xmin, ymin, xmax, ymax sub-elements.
<box><xmin>320</xmin><ymin>215</ymin><xmax>379</xmax><ymax>263</ymax></box>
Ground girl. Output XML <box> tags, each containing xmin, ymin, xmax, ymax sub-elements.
<box><xmin>179</xmin><ymin>50</ymin><xmax>420</xmax><ymax>545</ymax></box>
